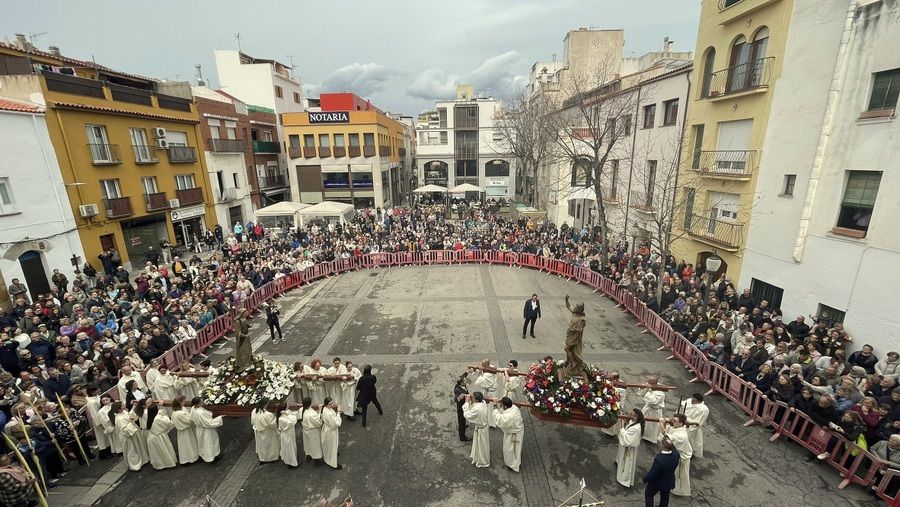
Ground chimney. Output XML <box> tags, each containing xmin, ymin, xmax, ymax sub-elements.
<box><xmin>14</xmin><ymin>33</ymin><xmax>27</xmax><ymax>50</ymax></box>
<box><xmin>664</xmin><ymin>37</ymin><xmax>674</xmax><ymax>53</ymax></box>
<box><xmin>48</xmin><ymin>46</ymin><xmax>61</xmax><ymax>56</ymax></box>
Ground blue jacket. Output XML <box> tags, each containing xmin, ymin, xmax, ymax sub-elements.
<box><xmin>643</xmin><ymin>449</ymin><xmax>680</xmax><ymax>491</ymax></box>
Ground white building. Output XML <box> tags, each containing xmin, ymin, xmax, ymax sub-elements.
<box><xmin>0</xmin><ymin>98</ymin><xmax>85</xmax><ymax>306</ymax></box>
<box><xmin>415</xmin><ymin>85</ymin><xmax>515</xmax><ymax>199</ymax></box>
<box><xmin>739</xmin><ymin>0</ymin><xmax>900</xmax><ymax>354</ymax></box>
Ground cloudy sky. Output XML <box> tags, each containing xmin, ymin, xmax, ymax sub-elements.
<box><xmin>2</xmin><ymin>0</ymin><xmax>700</xmax><ymax>115</ymax></box>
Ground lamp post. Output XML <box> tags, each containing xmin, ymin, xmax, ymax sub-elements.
<box><xmin>701</xmin><ymin>253</ymin><xmax>722</xmax><ymax>315</ymax></box>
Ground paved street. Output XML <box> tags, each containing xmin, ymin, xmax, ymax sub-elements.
<box><xmin>57</xmin><ymin>265</ymin><xmax>880</xmax><ymax>506</ymax></box>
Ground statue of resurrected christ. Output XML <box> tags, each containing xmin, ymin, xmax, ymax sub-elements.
<box><xmin>562</xmin><ymin>295</ymin><xmax>587</xmax><ymax>378</ymax></box>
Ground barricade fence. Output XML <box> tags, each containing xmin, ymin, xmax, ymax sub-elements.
<box><xmin>71</xmin><ymin>250</ymin><xmax>894</xmax><ymax>502</ymax></box>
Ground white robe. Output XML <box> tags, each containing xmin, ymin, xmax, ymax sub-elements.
<box><xmin>640</xmin><ymin>389</ymin><xmax>665</xmax><ymax>443</ymax></box>
<box><xmin>251</xmin><ymin>409</ymin><xmax>280</xmax><ymax>462</ymax></box>
<box><xmin>176</xmin><ymin>373</ymin><xmax>200</xmax><ymax>401</ymax></box>
<box><xmin>117</xmin><ymin>371</ymin><xmax>147</xmax><ymax>402</ymax></box>
<box><xmin>304</xmin><ymin>365</ymin><xmax>327</xmax><ymax>406</ymax></box>
<box><xmin>152</xmin><ymin>373</ymin><xmax>179</xmax><ymax>414</ymax></box>
<box><xmin>98</xmin><ymin>405</ymin><xmax>122</xmax><ymax>454</ymax></box>
<box><xmin>301</xmin><ymin>408</ymin><xmax>323</xmax><ymax>459</ymax></box>
<box><xmin>191</xmin><ymin>406</ymin><xmax>223</xmax><ymax>463</ymax></box>
<box><xmin>277</xmin><ymin>410</ymin><xmax>300</xmax><ymax>467</ymax></box>
<box><xmin>326</xmin><ymin>364</ymin><xmax>348</xmax><ymax>409</ymax></box>
<box><xmin>493</xmin><ymin>405</ymin><xmax>524</xmax><ymax>472</ymax></box>
<box><xmin>85</xmin><ymin>396</ymin><xmax>109</xmax><ymax>451</ymax></box>
<box><xmin>292</xmin><ymin>374</ymin><xmax>306</xmax><ymax>405</ymax></box>
<box><xmin>321</xmin><ymin>407</ymin><xmax>342</xmax><ymax>468</ymax></box>
<box><xmin>115</xmin><ymin>412</ymin><xmax>146</xmax><ymax>471</ymax></box>
<box><xmin>472</xmin><ymin>371</ymin><xmax>498</xmax><ymax>427</ymax></box>
<box><xmin>342</xmin><ymin>367</ymin><xmax>361</xmax><ymax>417</ymax></box>
<box><xmin>171</xmin><ymin>408</ymin><xmax>199</xmax><ymax>464</ymax></box>
<box><xmin>680</xmin><ymin>400</ymin><xmax>710</xmax><ymax>458</ymax></box>
<box><xmin>601</xmin><ymin>388</ymin><xmax>627</xmax><ymax>437</ymax></box>
<box><xmin>659</xmin><ymin>426</ymin><xmax>693</xmax><ymax>496</ymax></box>
<box><xmin>616</xmin><ymin>422</ymin><xmax>642</xmax><ymax>487</ymax></box>
<box><xmin>500</xmin><ymin>371</ymin><xmax>523</xmax><ymax>401</ymax></box>
<box><xmin>147</xmin><ymin>414</ymin><xmax>177</xmax><ymax>469</ymax></box>
<box><xmin>463</xmin><ymin>401</ymin><xmax>490</xmax><ymax>467</ymax></box>
<box><xmin>145</xmin><ymin>369</ymin><xmax>160</xmax><ymax>394</ymax></box>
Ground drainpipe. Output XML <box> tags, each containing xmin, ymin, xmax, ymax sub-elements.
<box><xmin>792</xmin><ymin>0</ymin><xmax>858</xmax><ymax>263</ymax></box>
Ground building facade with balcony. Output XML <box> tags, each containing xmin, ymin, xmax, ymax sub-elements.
<box><xmin>737</xmin><ymin>0</ymin><xmax>900</xmax><ymax>353</ymax></box>
<box><xmin>0</xmin><ymin>41</ymin><xmax>217</xmax><ymax>267</ymax></box>
<box><xmin>670</xmin><ymin>0</ymin><xmax>794</xmax><ymax>281</ymax></box>
<box><xmin>282</xmin><ymin>94</ymin><xmax>410</xmax><ymax>208</ymax></box>
<box><xmin>0</xmin><ymin>97</ymin><xmax>86</xmax><ymax>307</ymax></box>
<box><xmin>414</xmin><ymin>85</ymin><xmax>516</xmax><ymax>199</ymax></box>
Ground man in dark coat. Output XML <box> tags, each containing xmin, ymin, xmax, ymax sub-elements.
<box><xmin>522</xmin><ymin>293</ymin><xmax>541</xmax><ymax>339</ymax></box>
<box><xmin>355</xmin><ymin>365</ymin><xmax>383</xmax><ymax>428</ymax></box>
<box><xmin>643</xmin><ymin>439</ymin><xmax>681</xmax><ymax>507</ymax></box>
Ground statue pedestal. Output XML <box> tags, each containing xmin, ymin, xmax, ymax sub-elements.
<box><xmin>530</xmin><ymin>407</ymin><xmax>616</xmax><ymax>428</ymax></box>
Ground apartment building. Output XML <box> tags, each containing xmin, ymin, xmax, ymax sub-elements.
<box><xmin>0</xmin><ymin>39</ymin><xmax>216</xmax><ymax>267</ymax></box>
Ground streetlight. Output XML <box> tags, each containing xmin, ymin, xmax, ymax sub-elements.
<box><xmin>701</xmin><ymin>253</ymin><xmax>722</xmax><ymax>315</ymax></box>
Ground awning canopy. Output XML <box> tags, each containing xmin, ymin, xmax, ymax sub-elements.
<box><xmin>448</xmin><ymin>183</ymin><xmax>485</xmax><ymax>193</ymax></box>
<box><xmin>412</xmin><ymin>184</ymin><xmax>448</xmax><ymax>194</ymax></box>
<box><xmin>296</xmin><ymin>201</ymin><xmax>356</xmax><ymax>225</ymax></box>
<box><xmin>568</xmin><ymin>187</ymin><xmax>597</xmax><ymax>201</ymax></box>
<box><xmin>253</xmin><ymin>201</ymin><xmax>312</xmax><ymax>228</ymax></box>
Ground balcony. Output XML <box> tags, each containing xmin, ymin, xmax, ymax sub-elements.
<box><xmin>318</xmin><ymin>147</ymin><xmax>332</xmax><ymax>158</ymax></box>
<box><xmin>209</xmin><ymin>138</ymin><xmax>246</xmax><ymax>153</ymax></box>
<box><xmin>156</xmin><ymin>94</ymin><xmax>192</xmax><ymax>112</ymax></box>
<box><xmin>218</xmin><ymin>187</ymin><xmax>239</xmax><ymax>202</ymax></box>
<box><xmin>108</xmin><ymin>83</ymin><xmax>152</xmax><ymax>106</ymax></box>
<box><xmin>333</xmin><ymin>147</ymin><xmax>346</xmax><ymax>157</ymax></box>
<box><xmin>694</xmin><ymin>150</ymin><xmax>756</xmax><ymax>180</ymax></box>
<box><xmin>144</xmin><ymin>192</ymin><xmax>170</xmax><ymax>212</ymax></box>
<box><xmin>252</xmin><ymin>140</ymin><xmax>281</xmax><ymax>154</ymax></box>
<box><xmin>88</xmin><ymin>144</ymin><xmax>122</xmax><ymax>165</ymax></box>
<box><xmin>175</xmin><ymin>187</ymin><xmax>204</xmax><ymax>206</ymax></box>
<box><xmin>288</xmin><ymin>146</ymin><xmax>301</xmax><ymax>158</ymax></box>
<box><xmin>258</xmin><ymin>172</ymin><xmax>287</xmax><ymax>189</ymax></box>
<box><xmin>455</xmin><ymin>143</ymin><xmax>478</xmax><ymax>159</ymax></box>
<box><xmin>43</xmin><ymin>72</ymin><xmax>105</xmax><ymax>98</ymax></box>
<box><xmin>629</xmin><ymin>190</ymin><xmax>656</xmax><ymax>213</ymax></box>
<box><xmin>707</xmin><ymin>57</ymin><xmax>774</xmax><ymax>99</ymax></box>
<box><xmin>379</xmin><ymin>145</ymin><xmax>392</xmax><ymax>157</ymax></box>
<box><xmin>167</xmin><ymin>146</ymin><xmax>197</xmax><ymax>163</ymax></box>
<box><xmin>103</xmin><ymin>197</ymin><xmax>134</xmax><ymax>218</ymax></box>
<box><xmin>363</xmin><ymin>145</ymin><xmax>376</xmax><ymax>157</ymax></box>
<box><xmin>132</xmin><ymin>144</ymin><xmax>159</xmax><ymax>164</ymax></box>
<box><xmin>303</xmin><ymin>147</ymin><xmax>317</xmax><ymax>158</ymax></box>
<box><xmin>349</xmin><ymin>146</ymin><xmax>361</xmax><ymax>157</ymax></box>
<box><xmin>398</xmin><ymin>147</ymin><xmax>407</xmax><ymax>157</ymax></box>
<box><xmin>686</xmin><ymin>214</ymin><xmax>744</xmax><ymax>251</ymax></box>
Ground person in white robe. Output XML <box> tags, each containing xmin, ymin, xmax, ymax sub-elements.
<box><xmin>251</xmin><ymin>400</ymin><xmax>280</xmax><ymax>463</ymax></box>
<box><xmin>320</xmin><ymin>398</ymin><xmax>343</xmax><ymax>469</ymax></box>
<box><xmin>680</xmin><ymin>394</ymin><xmax>710</xmax><ymax>458</ymax></box>
<box><xmin>616</xmin><ymin>409</ymin><xmax>645</xmax><ymax>487</ymax></box>
<box><xmin>304</xmin><ymin>360</ymin><xmax>327</xmax><ymax>406</ymax></box>
<box><xmin>658</xmin><ymin>414</ymin><xmax>693</xmax><ymax>497</ymax></box>
<box><xmin>276</xmin><ymin>404</ymin><xmax>301</xmax><ymax>468</ymax></box>
<box><xmin>499</xmin><ymin>360</ymin><xmax>523</xmax><ymax>402</ymax></box>
<box><xmin>300</xmin><ymin>397</ymin><xmax>324</xmax><ymax>463</ymax></box>
<box><xmin>471</xmin><ymin>360</ymin><xmax>499</xmax><ymax>427</ymax></box>
<box><xmin>492</xmin><ymin>397</ymin><xmax>524</xmax><ymax>472</ymax></box>
<box><xmin>152</xmin><ymin>366</ymin><xmax>179</xmax><ymax>415</ymax></box>
<box><xmin>190</xmin><ymin>397</ymin><xmax>223</xmax><ymax>463</ymax></box>
<box><xmin>601</xmin><ymin>372</ymin><xmax>627</xmax><ymax>437</ymax></box>
<box><xmin>84</xmin><ymin>388</ymin><xmax>111</xmax><ymax>459</ymax></box>
<box><xmin>292</xmin><ymin>362</ymin><xmax>307</xmax><ymax>404</ymax></box>
<box><xmin>146</xmin><ymin>400</ymin><xmax>177</xmax><ymax>470</ymax></box>
<box><xmin>462</xmin><ymin>392</ymin><xmax>490</xmax><ymax>468</ymax></box>
<box><xmin>342</xmin><ymin>361</ymin><xmax>361</xmax><ymax>420</ymax></box>
<box><xmin>113</xmin><ymin>402</ymin><xmax>145</xmax><ymax>471</ymax></box>
<box><xmin>116</xmin><ymin>366</ymin><xmax>147</xmax><ymax>403</ymax></box>
<box><xmin>145</xmin><ymin>361</ymin><xmax>161</xmax><ymax>393</ymax></box>
<box><xmin>171</xmin><ymin>397</ymin><xmax>199</xmax><ymax>464</ymax></box>
<box><xmin>134</xmin><ymin>400</ymin><xmax>152</xmax><ymax>465</ymax></box>
<box><xmin>98</xmin><ymin>396</ymin><xmax>122</xmax><ymax>455</ymax></box>
<box><xmin>640</xmin><ymin>376</ymin><xmax>666</xmax><ymax>443</ymax></box>
<box><xmin>175</xmin><ymin>363</ymin><xmax>200</xmax><ymax>401</ymax></box>
<box><xmin>326</xmin><ymin>358</ymin><xmax>348</xmax><ymax>412</ymax></box>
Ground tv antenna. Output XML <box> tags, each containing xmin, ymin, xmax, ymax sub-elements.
<box><xmin>285</xmin><ymin>55</ymin><xmax>298</xmax><ymax>78</ymax></box>
<box><xmin>234</xmin><ymin>32</ymin><xmax>242</xmax><ymax>52</ymax></box>
<box><xmin>28</xmin><ymin>32</ymin><xmax>47</xmax><ymax>45</ymax></box>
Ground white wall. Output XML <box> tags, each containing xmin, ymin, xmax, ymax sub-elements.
<box><xmin>203</xmin><ymin>152</ymin><xmax>252</xmax><ymax>230</ymax></box>
<box><xmin>741</xmin><ymin>0</ymin><xmax>900</xmax><ymax>354</ymax></box>
<box><xmin>214</xmin><ymin>50</ymin><xmax>276</xmax><ymax>111</ymax></box>
<box><xmin>0</xmin><ymin>108</ymin><xmax>85</xmax><ymax>303</ymax></box>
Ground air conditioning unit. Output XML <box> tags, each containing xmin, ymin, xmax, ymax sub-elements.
<box><xmin>79</xmin><ymin>204</ymin><xmax>99</xmax><ymax>217</ymax></box>
<box><xmin>153</xmin><ymin>127</ymin><xmax>167</xmax><ymax>139</ymax></box>
<box><xmin>168</xmin><ymin>198</ymin><xmax>180</xmax><ymax>208</ymax></box>
<box><xmin>155</xmin><ymin>138</ymin><xmax>170</xmax><ymax>149</ymax></box>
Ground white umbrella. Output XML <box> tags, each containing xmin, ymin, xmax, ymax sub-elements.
<box><xmin>413</xmin><ymin>184</ymin><xmax>448</xmax><ymax>194</ymax></box>
<box><xmin>448</xmin><ymin>183</ymin><xmax>485</xmax><ymax>193</ymax></box>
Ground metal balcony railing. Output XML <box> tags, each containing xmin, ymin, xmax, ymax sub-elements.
<box><xmin>209</xmin><ymin>138</ymin><xmax>246</xmax><ymax>153</ymax></box>
<box><xmin>363</xmin><ymin>145</ymin><xmax>376</xmax><ymax>157</ymax></box>
<box><xmin>379</xmin><ymin>145</ymin><xmax>392</xmax><ymax>157</ymax></box>
<box><xmin>318</xmin><ymin>147</ymin><xmax>332</xmax><ymax>158</ymax></box>
<box><xmin>175</xmin><ymin>187</ymin><xmax>204</xmax><ymax>206</ymax></box>
<box><xmin>455</xmin><ymin>143</ymin><xmax>479</xmax><ymax>159</ymax></box>
<box><xmin>132</xmin><ymin>144</ymin><xmax>158</xmax><ymax>164</ymax></box>
<box><xmin>103</xmin><ymin>197</ymin><xmax>133</xmax><ymax>218</ymax></box>
<box><xmin>88</xmin><ymin>143</ymin><xmax>122</xmax><ymax>165</ymax></box>
<box><xmin>252</xmin><ymin>140</ymin><xmax>281</xmax><ymax>153</ymax></box>
<box><xmin>219</xmin><ymin>187</ymin><xmax>238</xmax><ymax>202</ymax></box>
<box><xmin>167</xmin><ymin>146</ymin><xmax>197</xmax><ymax>163</ymax></box>
<box><xmin>686</xmin><ymin>213</ymin><xmax>744</xmax><ymax>250</ymax></box>
<box><xmin>348</xmin><ymin>146</ymin><xmax>361</xmax><ymax>157</ymax></box>
<box><xmin>144</xmin><ymin>192</ymin><xmax>170</xmax><ymax>211</ymax></box>
<box><xmin>333</xmin><ymin>147</ymin><xmax>346</xmax><ymax>157</ymax></box>
<box><xmin>630</xmin><ymin>190</ymin><xmax>656</xmax><ymax>212</ymax></box>
<box><xmin>707</xmin><ymin>57</ymin><xmax>774</xmax><ymax>98</ymax></box>
<box><xmin>288</xmin><ymin>146</ymin><xmax>301</xmax><ymax>158</ymax></box>
<box><xmin>303</xmin><ymin>147</ymin><xmax>317</xmax><ymax>158</ymax></box>
<box><xmin>694</xmin><ymin>150</ymin><xmax>756</xmax><ymax>177</ymax></box>
<box><xmin>258</xmin><ymin>173</ymin><xmax>287</xmax><ymax>189</ymax></box>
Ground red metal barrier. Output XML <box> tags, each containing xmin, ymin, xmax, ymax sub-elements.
<box><xmin>875</xmin><ymin>468</ymin><xmax>900</xmax><ymax>506</ymax></box>
<box><xmin>518</xmin><ymin>253</ymin><xmax>538</xmax><ymax>270</ymax></box>
<box><xmin>426</xmin><ymin>250</ymin><xmax>454</xmax><ymax>265</ymax></box>
<box><xmin>396</xmin><ymin>251</ymin><xmax>422</xmax><ymax>266</ymax></box>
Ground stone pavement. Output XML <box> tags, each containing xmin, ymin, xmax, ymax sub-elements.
<box><xmin>53</xmin><ymin>265</ymin><xmax>881</xmax><ymax>506</ymax></box>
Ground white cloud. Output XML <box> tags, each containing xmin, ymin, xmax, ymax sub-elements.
<box><xmin>407</xmin><ymin>51</ymin><xmax>528</xmax><ymax>103</ymax></box>
<box><xmin>407</xmin><ymin>68</ymin><xmax>460</xmax><ymax>100</ymax></box>
<box><xmin>323</xmin><ymin>62</ymin><xmax>397</xmax><ymax>96</ymax></box>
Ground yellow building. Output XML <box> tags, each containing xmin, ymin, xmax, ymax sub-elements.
<box><xmin>671</xmin><ymin>0</ymin><xmax>794</xmax><ymax>280</ymax></box>
<box><xmin>282</xmin><ymin>93</ymin><xmax>410</xmax><ymax>208</ymax></box>
<box><xmin>0</xmin><ymin>42</ymin><xmax>217</xmax><ymax>268</ymax></box>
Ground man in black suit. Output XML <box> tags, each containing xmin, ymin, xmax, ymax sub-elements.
<box><xmin>643</xmin><ymin>438</ymin><xmax>680</xmax><ymax>507</ymax></box>
<box><xmin>522</xmin><ymin>293</ymin><xmax>541</xmax><ymax>339</ymax></box>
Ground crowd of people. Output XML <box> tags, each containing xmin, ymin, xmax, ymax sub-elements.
<box><xmin>0</xmin><ymin>203</ymin><xmax>896</xmax><ymax>504</ymax></box>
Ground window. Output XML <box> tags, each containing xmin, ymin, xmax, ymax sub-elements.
<box><xmin>691</xmin><ymin>124</ymin><xmax>705</xmax><ymax>169</ymax></box>
<box><xmin>485</xmin><ymin>160</ymin><xmax>510</xmax><ymax>177</ymax></box>
<box><xmin>701</xmin><ymin>47</ymin><xmax>716</xmax><ymax>98</ymax></box>
<box><xmin>289</xmin><ymin>134</ymin><xmax>300</xmax><ymax>149</ymax></box>
<box><xmin>129</xmin><ymin>128</ymin><xmax>153</xmax><ymax>162</ymax></box>
<box><xmin>141</xmin><ymin>176</ymin><xmax>158</xmax><ymax>195</ymax></box>
<box><xmin>303</xmin><ymin>134</ymin><xmax>315</xmax><ymax>148</ymax></box>
<box><xmin>233</xmin><ymin>173</ymin><xmax>239</xmax><ymax>189</ymax></box>
<box><xmin>750</xmin><ymin>278</ymin><xmax>784</xmax><ymax>310</ymax></box>
<box><xmin>782</xmin><ymin>174</ymin><xmax>797</xmax><ymax>196</ymax></box>
<box><xmin>0</xmin><ymin>178</ymin><xmax>18</xmax><ymax>215</ymax></box>
<box><xmin>683</xmin><ymin>188</ymin><xmax>696</xmax><ymax>229</ymax></box>
<box><xmin>331</xmin><ymin>134</ymin><xmax>344</xmax><ymax>147</ymax></box>
<box><xmin>622</xmin><ymin>115</ymin><xmax>632</xmax><ymax>136</ymax></box>
<box><xmin>816</xmin><ymin>303</ymin><xmax>846</xmax><ymax>325</ymax></box>
<box><xmin>836</xmin><ymin>170</ymin><xmax>881</xmax><ymax>234</ymax></box>
<box><xmin>275</xmin><ymin>85</ymin><xmax>283</xmax><ymax>98</ymax></box>
<box><xmin>646</xmin><ymin>160</ymin><xmax>657</xmax><ymax>206</ymax></box>
<box><xmin>175</xmin><ymin>174</ymin><xmax>196</xmax><ymax>190</ymax></box>
<box><xmin>208</xmin><ymin>119</ymin><xmax>221</xmax><ymax>139</ymax></box>
<box><xmin>99</xmin><ymin>179</ymin><xmax>121</xmax><ymax>199</ymax></box>
<box><xmin>293</xmin><ymin>91</ymin><xmax>301</xmax><ymax>104</ymax></box>
<box><xmin>318</xmin><ymin>134</ymin><xmax>330</xmax><ymax>148</ymax></box>
<box><xmin>662</xmin><ymin>99</ymin><xmax>679</xmax><ymax>126</ymax></box>
<box><xmin>571</xmin><ymin>158</ymin><xmax>591</xmax><ymax>188</ymax></box>
<box><xmin>867</xmin><ymin>68</ymin><xmax>900</xmax><ymax>112</ymax></box>
<box><xmin>642</xmin><ymin>104</ymin><xmax>656</xmax><ymax>128</ymax></box>
<box><xmin>86</xmin><ymin>125</ymin><xmax>114</xmax><ymax>162</ymax></box>
<box><xmin>605</xmin><ymin>118</ymin><xmax>616</xmax><ymax>142</ymax></box>
<box><xmin>349</xmin><ymin>133</ymin><xmax>360</xmax><ymax>147</ymax></box>
<box><xmin>438</xmin><ymin>108</ymin><xmax>447</xmax><ymax>128</ymax></box>
<box><xmin>568</xmin><ymin>200</ymin><xmax>576</xmax><ymax>217</ymax></box>
<box><xmin>263</xmin><ymin>131</ymin><xmax>273</xmax><ymax>142</ymax></box>
<box><xmin>166</xmin><ymin>131</ymin><xmax>188</xmax><ymax>146</ymax></box>
<box><xmin>609</xmin><ymin>160</ymin><xmax>619</xmax><ymax>200</ymax></box>
<box><xmin>363</xmin><ymin>133</ymin><xmax>375</xmax><ymax>146</ymax></box>
<box><xmin>225</xmin><ymin>121</ymin><xmax>237</xmax><ymax>140</ymax></box>
<box><xmin>440</xmin><ymin>131</ymin><xmax>448</xmax><ymax>144</ymax></box>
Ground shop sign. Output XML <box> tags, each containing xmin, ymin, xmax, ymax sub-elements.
<box><xmin>130</xmin><ymin>237</ymin><xmax>142</xmax><ymax>246</ymax></box>
<box><xmin>309</xmin><ymin>111</ymin><xmax>350</xmax><ymax>124</ymax></box>
<box><xmin>171</xmin><ymin>205</ymin><xmax>205</xmax><ymax>221</ymax></box>
<box><xmin>486</xmin><ymin>178</ymin><xmax>508</xmax><ymax>186</ymax></box>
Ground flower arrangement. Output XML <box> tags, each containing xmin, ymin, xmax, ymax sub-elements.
<box><xmin>201</xmin><ymin>356</ymin><xmax>294</xmax><ymax>406</ymax></box>
<box><xmin>523</xmin><ymin>356</ymin><xmax>622</xmax><ymax>427</ymax></box>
